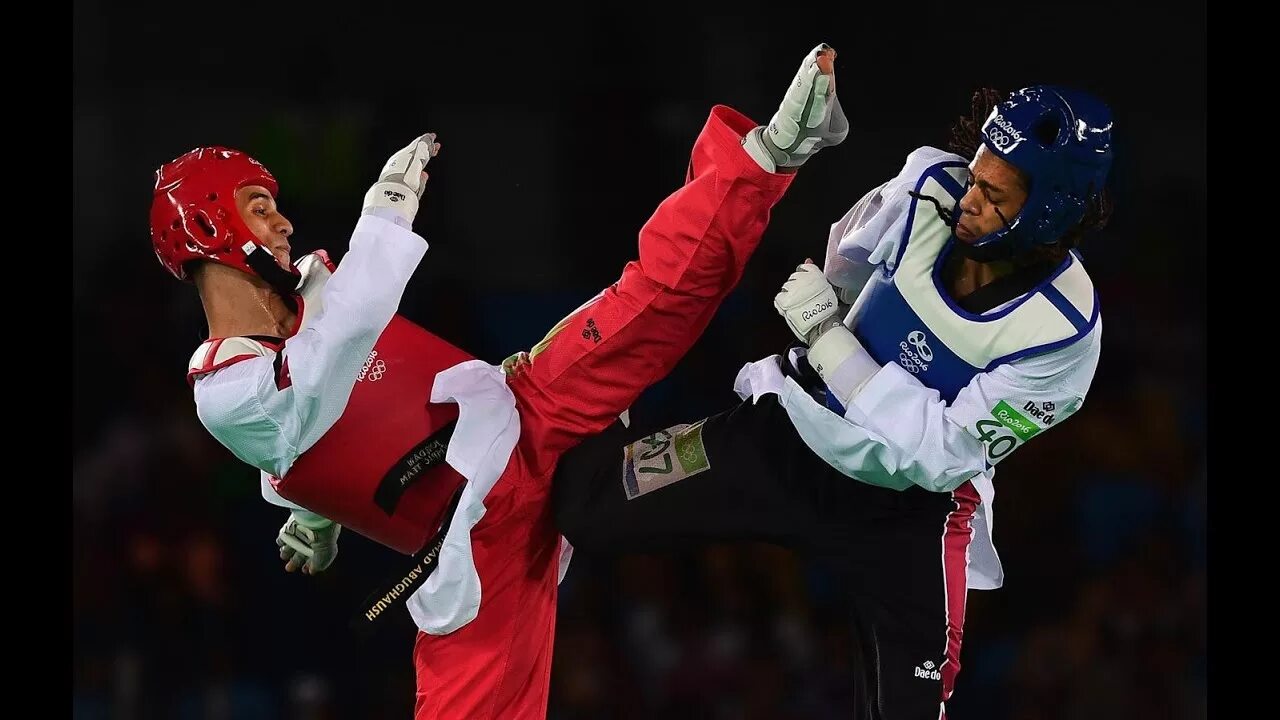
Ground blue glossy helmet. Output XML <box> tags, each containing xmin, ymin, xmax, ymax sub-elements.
<box><xmin>970</xmin><ymin>85</ymin><xmax>1114</xmax><ymax>254</ymax></box>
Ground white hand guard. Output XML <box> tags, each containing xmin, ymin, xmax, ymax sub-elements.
<box><xmin>807</xmin><ymin>322</ymin><xmax>879</xmax><ymax>409</ymax></box>
<box><xmin>774</xmin><ymin>262</ymin><xmax>841</xmax><ymax>343</ymax></box>
<box><xmin>362</xmin><ymin>132</ymin><xmax>441</xmax><ymax>226</ymax></box>
<box><xmin>744</xmin><ymin>43</ymin><xmax>850</xmax><ymax>172</ymax></box>
<box><xmin>276</xmin><ymin>510</ymin><xmax>342</xmax><ymax>575</ymax></box>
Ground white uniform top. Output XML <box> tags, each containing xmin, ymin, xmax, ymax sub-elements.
<box><xmin>735</xmin><ymin>146</ymin><xmax>1101</xmax><ymax>590</ymax></box>
<box><xmin>185</xmin><ymin>215</ymin><xmax>555</xmax><ymax>635</ymax></box>
<box><xmin>188</xmin><ymin>213</ymin><xmax>428</xmax><ymax>507</ymax></box>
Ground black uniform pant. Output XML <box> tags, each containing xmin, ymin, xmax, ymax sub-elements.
<box><xmin>553</xmin><ymin>394</ymin><xmax>980</xmax><ymax>719</ymax></box>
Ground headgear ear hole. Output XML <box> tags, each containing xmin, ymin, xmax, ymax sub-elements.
<box><xmin>194</xmin><ymin>213</ymin><xmax>217</xmax><ymax>238</ymax></box>
<box><xmin>1033</xmin><ymin>116</ymin><xmax>1062</xmax><ymax>146</ymax></box>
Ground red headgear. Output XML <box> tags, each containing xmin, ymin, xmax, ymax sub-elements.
<box><xmin>150</xmin><ymin>147</ymin><xmax>280</xmax><ymax>281</ymax></box>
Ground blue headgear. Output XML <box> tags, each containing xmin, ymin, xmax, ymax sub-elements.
<box><xmin>968</xmin><ymin>85</ymin><xmax>1114</xmax><ymax>256</ymax></box>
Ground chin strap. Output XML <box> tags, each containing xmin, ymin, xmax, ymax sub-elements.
<box><xmin>242</xmin><ymin>242</ymin><xmax>303</xmax><ymax>296</ymax></box>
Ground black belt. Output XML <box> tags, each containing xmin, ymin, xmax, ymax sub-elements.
<box><xmin>373</xmin><ymin>420</ymin><xmax>457</xmax><ymax>515</ymax></box>
<box><xmin>350</xmin><ymin>420</ymin><xmax>462</xmax><ymax>639</ymax></box>
<box><xmin>349</xmin><ymin>484</ymin><xmax>465</xmax><ymax>639</ymax></box>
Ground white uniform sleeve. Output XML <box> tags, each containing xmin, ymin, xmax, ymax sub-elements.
<box><xmin>822</xmin><ymin>146</ymin><xmax>964</xmax><ymax>300</ymax></box>
<box><xmin>822</xmin><ymin>183</ymin><xmax>885</xmax><ymax>300</ymax></box>
<box><xmin>193</xmin><ymin>214</ymin><xmax>428</xmax><ymax>478</ymax></box>
<box><xmin>821</xmin><ymin>321</ymin><xmax>1101</xmax><ymax>492</ymax></box>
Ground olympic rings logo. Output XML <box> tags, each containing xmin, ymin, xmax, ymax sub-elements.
<box><xmin>985</xmin><ymin>113</ymin><xmax>1025</xmax><ymax>152</ymax></box>
<box><xmin>358</xmin><ymin>351</ymin><xmax>387</xmax><ymax>382</ymax></box>
<box><xmin>897</xmin><ymin>329</ymin><xmax>933</xmax><ymax>374</ymax></box>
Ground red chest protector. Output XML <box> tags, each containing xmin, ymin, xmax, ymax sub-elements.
<box><xmin>274</xmin><ymin>314</ymin><xmax>475</xmax><ymax>554</ymax></box>
<box><xmin>190</xmin><ymin>252</ymin><xmax>476</xmax><ymax>555</ymax></box>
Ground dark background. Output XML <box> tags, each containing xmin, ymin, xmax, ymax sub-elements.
<box><xmin>73</xmin><ymin>4</ymin><xmax>1206</xmax><ymax>718</ymax></box>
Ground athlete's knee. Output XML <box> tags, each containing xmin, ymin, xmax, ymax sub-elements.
<box><xmin>551</xmin><ymin>421</ymin><xmax>630</xmax><ymax>543</ymax></box>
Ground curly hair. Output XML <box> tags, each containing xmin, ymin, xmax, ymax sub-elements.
<box><xmin>947</xmin><ymin>87</ymin><xmax>1114</xmax><ymax>255</ymax></box>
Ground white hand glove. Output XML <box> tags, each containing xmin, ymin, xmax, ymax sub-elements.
<box><xmin>276</xmin><ymin>510</ymin><xmax>342</xmax><ymax>575</ymax></box>
<box><xmin>362</xmin><ymin>132</ymin><xmax>441</xmax><ymax>226</ymax></box>
<box><xmin>744</xmin><ymin>43</ymin><xmax>850</xmax><ymax>172</ymax></box>
<box><xmin>774</xmin><ymin>261</ymin><xmax>841</xmax><ymax>343</ymax></box>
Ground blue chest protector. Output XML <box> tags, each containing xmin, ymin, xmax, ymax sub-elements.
<box><xmin>845</xmin><ymin>158</ymin><xmax>1098</xmax><ymax>405</ymax></box>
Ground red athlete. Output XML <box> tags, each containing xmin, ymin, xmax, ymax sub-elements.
<box><xmin>152</xmin><ymin>44</ymin><xmax>847</xmax><ymax>719</ymax></box>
